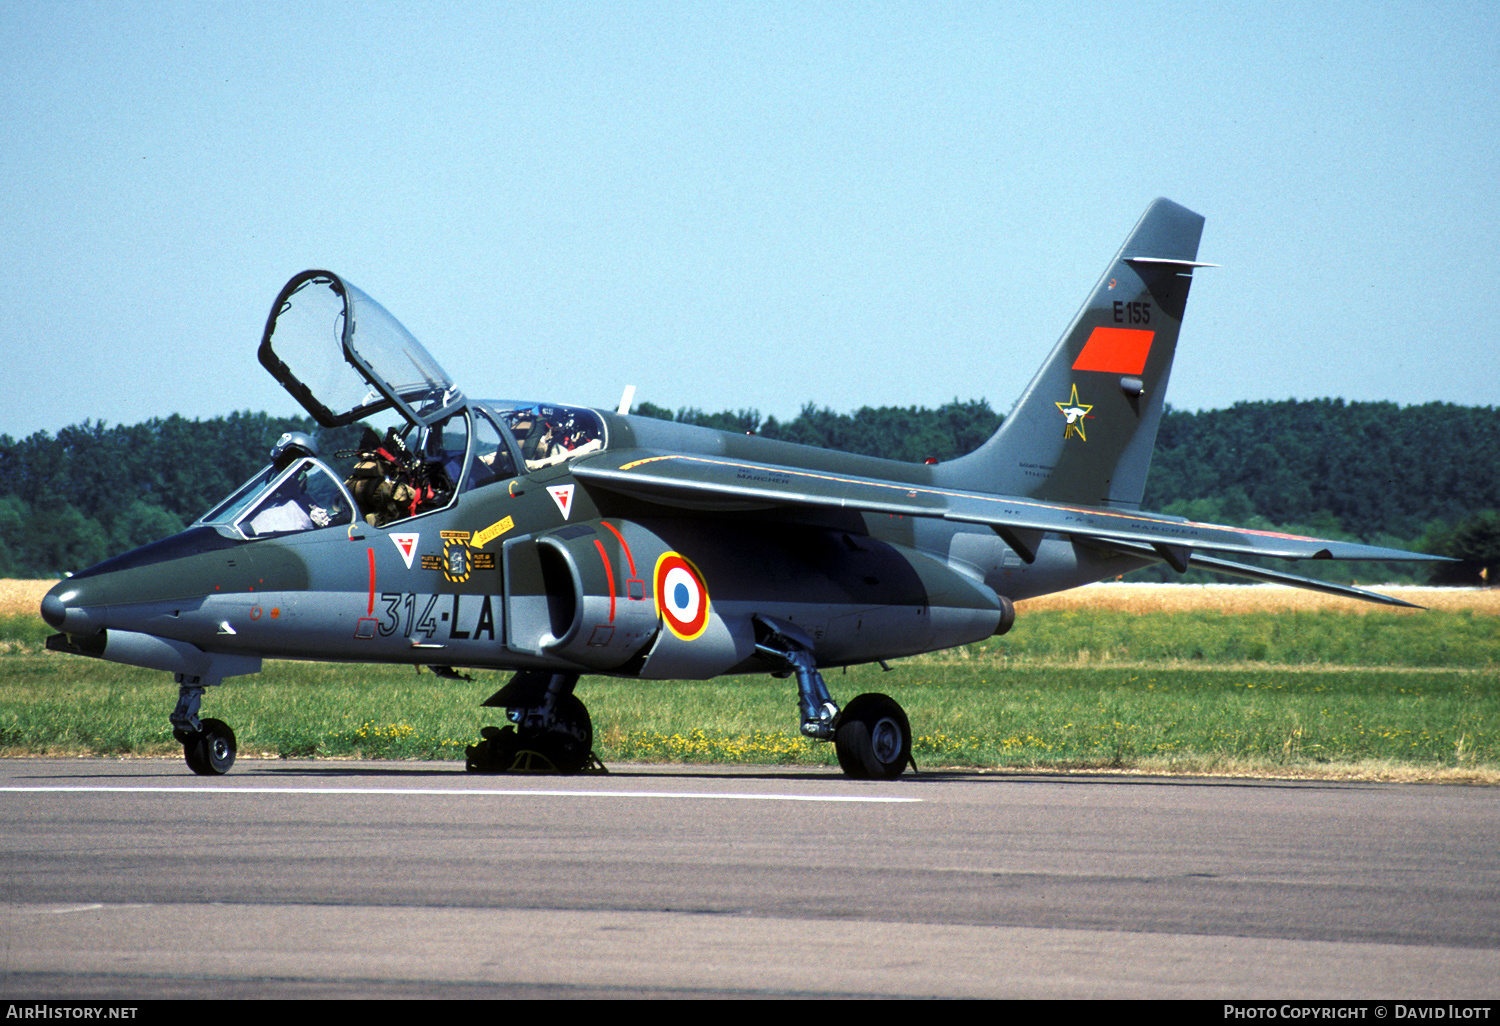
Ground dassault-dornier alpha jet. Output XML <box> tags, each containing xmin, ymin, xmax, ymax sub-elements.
<box><xmin>41</xmin><ymin>199</ymin><xmax>1447</xmax><ymax>778</ymax></box>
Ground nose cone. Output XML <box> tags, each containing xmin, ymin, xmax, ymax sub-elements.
<box><xmin>40</xmin><ymin>590</ymin><xmax>67</xmax><ymax>630</ymax></box>
<box><xmin>40</xmin><ymin>581</ymin><xmax>98</xmax><ymax>636</ymax></box>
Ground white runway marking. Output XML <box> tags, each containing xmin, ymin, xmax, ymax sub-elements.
<box><xmin>0</xmin><ymin>785</ymin><xmax>919</xmax><ymax>803</ymax></box>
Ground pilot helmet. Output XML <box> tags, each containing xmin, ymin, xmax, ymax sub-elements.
<box><xmin>270</xmin><ymin>431</ymin><xmax>319</xmax><ymax>468</ymax></box>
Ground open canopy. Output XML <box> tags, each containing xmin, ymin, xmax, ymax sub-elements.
<box><xmin>257</xmin><ymin>270</ymin><xmax>464</xmax><ymax>429</ymax></box>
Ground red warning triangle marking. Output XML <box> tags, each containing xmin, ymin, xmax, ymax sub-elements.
<box><xmin>549</xmin><ymin>484</ymin><xmax>575</xmax><ymax>520</ymax></box>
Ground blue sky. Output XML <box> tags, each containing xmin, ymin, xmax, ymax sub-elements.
<box><xmin>3</xmin><ymin>1</ymin><xmax>1495</xmax><ymax>440</ymax></box>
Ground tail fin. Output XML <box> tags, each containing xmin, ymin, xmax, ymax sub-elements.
<box><xmin>941</xmin><ymin>198</ymin><xmax>1208</xmax><ymax>508</ymax></box>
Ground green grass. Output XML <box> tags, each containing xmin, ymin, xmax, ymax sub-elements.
<box><xmin>589</xmin><ymin>664</ymin><xmax>1498</xmax><ymax>774</ymax></box>
<box><xmin>2</xmin><ymin>606</ymin><xmax>1496</xmax><ymax>779</ymax></box>
<box><xmin>0</xmin><ymin>613</ymin><xmax>52</xmax><ymax>651</ymax></box>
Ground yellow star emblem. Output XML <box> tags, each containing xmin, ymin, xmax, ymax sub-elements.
<box><xmin>1055</xmin><ymin>384</ymin><xmax>1093</xmax><ymax>441</ymax></box>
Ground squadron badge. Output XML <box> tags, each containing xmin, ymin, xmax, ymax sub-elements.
<box><xmin>1055</xmin><ymin>384</ymin><xmax>1093</xmax><ymax>441</ymax></box>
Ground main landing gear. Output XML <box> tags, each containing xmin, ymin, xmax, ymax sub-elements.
<box><xmin>171</xmin><ymin>678</ymin><xmax>238</xmax><ymax>776</ymax></box>
<box><xmin>833</xmin><ymin>692</ymin><xmax>913</xmax><ymax>780</ymax></box>
<box><xmin>466</xmin><ymin>671</ymin><xmax>603</xmax><ymax>775</ymax></box>
<box><xmin>754</xmin><ymin>615</ymin><xmax>914</xmax><ymax>780</ymax></box>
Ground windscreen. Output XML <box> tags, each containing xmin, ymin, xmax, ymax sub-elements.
<box><xmin>194</xmin><ymin>457</ymin><xmax>356</xmax><ymax>539</ymax></box>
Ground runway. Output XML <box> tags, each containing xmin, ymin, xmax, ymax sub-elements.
<box><xmin>2</xmin><ymin>758</ymin><xmax>1497</xmax><ymax>998</ymax></box>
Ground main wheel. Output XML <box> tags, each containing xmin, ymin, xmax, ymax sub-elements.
<box><xmin>834</xmin><ymin>693</ymin><xmax>911</xmax><ymax>780</ymax></box>
<box><xmin>184</xmin><ymin>718</ymin><xmax>237</xmax><ymax>776</ymax></box>
<box><xmin>518</xmin><ymin>693</ymin><xmax>593</xmax><ymax>775</ymax></box>
<box><xmin>468</xmin><ymin>694</ymin><xmax>595</xmax><ymax>774</ymax></box>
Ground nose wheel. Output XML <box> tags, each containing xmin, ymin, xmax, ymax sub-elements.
<box><xmin>170</xmin><ymin>679</ymin><xmax>237</xmax><ymax>775</ymax></box>
<box><xmin>181</xmin><ymin>718</ymin><xmax>238</xmax><ymax>776</ymax></box>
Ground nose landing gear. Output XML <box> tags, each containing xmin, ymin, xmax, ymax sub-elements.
<box><xmin>170</xmin><ymin>680</ymin><xmax>238</xmax><ymax>776</ymax></box>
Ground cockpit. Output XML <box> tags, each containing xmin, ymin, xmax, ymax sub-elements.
<box><xmin>197</xmin><ymin>447</ymin><xmax>358</xmax><ymax>539</ymax></box>
<box><xmin>193</xmin><ymin>270</ymin><xmax>607</xmax><ymax>539</ymax></box>
<box><xmin>502</xmin><ymin>403</ymin><xmax>606</xmax><ymax>471</ymax></box>
<box><xmin>332</xmin><ymin>400</ymin><xmax>605</xmax><ymax>528</ymax></box>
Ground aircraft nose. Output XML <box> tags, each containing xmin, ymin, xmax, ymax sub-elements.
<box><xmin>40</xmin><ymin>582</ymin><xmax>99</xmax><ymax>635</ymax></box>
<box><xmin>40</xmin><ymin>592</ymin><xmax>66</xmax><ymax>630</ymax></box>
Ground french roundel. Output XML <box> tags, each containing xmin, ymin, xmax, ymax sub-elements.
<box><xmin>654</xmin><ymin>552</ymin><xmax>710</xmax><ymax>641</ymax></box>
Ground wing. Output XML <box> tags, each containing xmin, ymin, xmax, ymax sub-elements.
<box><xmin>572</xmin><ymin>449</ymin><xmax>1448</xmax><ymax>608</ymax></box>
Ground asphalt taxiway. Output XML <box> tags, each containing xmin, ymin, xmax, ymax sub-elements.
<box><xmin>1</xmin><ymin>758</ymin><xmax>1496</xmax><ymax>998</ymax></box>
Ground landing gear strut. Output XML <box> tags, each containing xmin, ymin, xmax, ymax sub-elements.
<box><xmin>754</xmin><ymin>616</ymin><xmax>838</xmax><ymax>739</ymax></box>
<box><xmin>755</xmin><ymin>615</ymin><xmax>914</xmax><ymax>780</ymax></box>
<box><xmin>467</xmin><ymin>671</ymin><xmax>602</xmax><ymax>775</ymax></box>
<box><xmin>170</xmin><ymin>678</ymin><xmax>237</xmax><ymax>776</ymax></box>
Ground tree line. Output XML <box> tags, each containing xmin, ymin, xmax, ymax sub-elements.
<box><xmin>0</xmin><ymin>412</ymin><xmax>319</xmax><ymax>577</ymax></box>
<box><xmin>1</xmin><ymin>400</ymin><xmax>1495</xmax><ymax>582</ymax></box>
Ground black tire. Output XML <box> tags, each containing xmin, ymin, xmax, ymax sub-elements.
<box><xmin>834</xmin><ymin>693</ymin><xmax>911</xmax><ymax>780</ymax></box>
<box><xmin>186</xmin><ymin>718</ymin><xmax>237</xmax><ymax>776</ymax></box>
<box><xmin>182</xmin><ymin>737</ymin><xmax>207</xmax><ymax>774</ymax></box>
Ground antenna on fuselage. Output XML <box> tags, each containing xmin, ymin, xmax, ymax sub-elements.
<box><xmin>616</xmin><ymin>384</ymin><xmax>636</xmax><ymax>416</ymax></box>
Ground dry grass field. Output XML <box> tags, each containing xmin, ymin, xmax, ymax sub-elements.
<box><xmin>0</xmin><ymin>579</ymin><xmax>51</xmax><ymax>618</ymax></box>
<box><xmin>5</xmin><ymin>578</ymin><xmax>1497</xmax><ymax>619</ymax></box>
